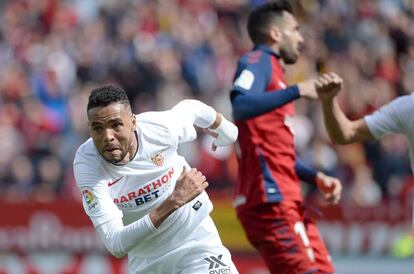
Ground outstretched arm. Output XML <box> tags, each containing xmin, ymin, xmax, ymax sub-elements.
<box><xmin>231</xmin><ymin>85</ymin><xmax>300</xmax><ymax>120</ymax></box>
<box><xmin>316</xmin><ymin>73</ymin><xmax>375</xmax><ymax>144</ymax></box>
<box><xmin>230</xmin><ymin>52</ymin><xmax>321</xmax><ymax>120</ymax></box>
<box><xmin>321</xmin><ymin>98</ymin><xmax>374</xmax><ymax>144</ymax></box>
<box><xmin>231</xmin><ymin>74</ymin><xmax>340</xmax><ymax>120</ymax></box>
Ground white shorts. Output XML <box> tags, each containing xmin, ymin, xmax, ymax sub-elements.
<box><xmin>128</xmin><ymin>216</ymin><xmax>238</xmax><ymax>274</ymax></box>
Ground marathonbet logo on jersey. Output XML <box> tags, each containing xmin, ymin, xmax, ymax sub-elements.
<box><xmin>113</xmin><ymin>168</ymin><xmax>175</xmax><ymax>208</ymax></box>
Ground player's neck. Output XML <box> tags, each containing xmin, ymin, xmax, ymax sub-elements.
<box><xmin>128</xmin><ymin>131</ymin><xmax>139</xmax><ymax>161</ymax></box>
<box><xmin>261</xmin><ymin>41</ymin><xmax>279</xmax><ymax>54</ymax></box>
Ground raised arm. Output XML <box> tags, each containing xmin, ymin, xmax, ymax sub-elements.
<box><xmin>171</xmin><ymin>99</ymin><xmax>219</xmax><ymax>129</ymax></box>
<box><xmin>316</xmin><ymin>73</ymin><xmax>375</xmax><ymax>144</ymax></box>
<box><xmin>171</xmin><ymin>99</ymin><xmax>238</xmax><ymax>150</ymax></box>
<box><xmin>320</xmin><ymin>98</ymin><xmax>374</xmax><ymax>144</ymax></box>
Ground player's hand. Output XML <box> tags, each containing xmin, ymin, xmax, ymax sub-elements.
<box><xmin>298</xmin><ymin>78</ymin><xmax>318</xmax><ymax>100</ymax></box>
<box><xmin>170</xmin><ymin>167</ymin><xmax>209</xmax><ymax>207</ymax></box>
<box><xmin>315</xmin><ymin>72</ymin><xmax>343</xmax><ymax>101</ymax></box>
<box><xmin>316</xmin><ymin>172</ymin><xmax>342</xmax><ymax>204</ymax></box>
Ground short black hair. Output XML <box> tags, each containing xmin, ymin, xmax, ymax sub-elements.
<box><xmin>87</xmin><ymin>85</ymin><xmax>131</xmax><ymax>111</ymax></box>
<box><xmin>247</xmin><ymin>1</ymin><xmax>293</xmax><ymax>45</ymax></box>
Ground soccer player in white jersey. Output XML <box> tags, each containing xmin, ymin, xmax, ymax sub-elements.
<box><xmin>315</xmin><ymin>72</ymin><xmax>414</xmax><ymax>174</ymax></box>
<box><xmin>73</xmin><ymin>85</ymin><xmax>239</xmax><ymax>274</ymax></box>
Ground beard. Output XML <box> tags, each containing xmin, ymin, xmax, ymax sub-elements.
<box><xmin>108</xmin><ymin>151</ymin><xmax>128</xmax><ymax>165</ymax></box>
<box><xmin>107</xmin><ymin>134</ymin><xmax>137</xmax><ymax>165</ymax></box>
<box><xmin>102</xmin><ymin>149</ymin><xmax>128</xmax><ymax>165</ymax></box>
<box><xmin>280</xmin><ymin>46</ymin><xmax>300</xmax><ymax>65</ymax></box>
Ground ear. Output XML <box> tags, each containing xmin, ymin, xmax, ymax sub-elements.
<box><xmin>269</xmin><ymin>26</ymin><xmax>282</xmax><ymax>43</ymax></box>
<box><xmin>131</xmin><ymin>114</ymin><xmax>136</xmax><ymax>131</ymax></box>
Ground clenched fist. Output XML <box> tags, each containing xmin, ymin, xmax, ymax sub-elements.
<box><xmin>315</xmin><ymin>72</ymin><xmax>343</xmax><ymax>101</ymax></box>
<box><xmin>170</xmin><ymin>167</ymin><xmax>209</xmax><ymax>208</ymax></box>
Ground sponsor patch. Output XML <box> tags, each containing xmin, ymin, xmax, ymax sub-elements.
<box><xmin>192</xmin><ymin>200</ymin><xmax>202</xmax><ymax>211</ymax></box>
<box><xmin>82</xmin><ymin>187</ymin><xmax>100</xmax><ymax>213</ymax></box>
<box><xmin>107</xmin><ymin>176</ymin><xmax>124</xmax><ymax>187</ymax></box>
<box><xmin>113</xmin><ymin>168</ymin><xmax>174</xmax><ymax>207</ymax></box>
<box><xmin>204</xmin><ymin>255</ymin><xmax>232</xmax><ymax>273</ymax></box>
<box><xmin>234</xmin><ymin>70</ymin><xmax>254</xmax><ymax>90</ymax></box>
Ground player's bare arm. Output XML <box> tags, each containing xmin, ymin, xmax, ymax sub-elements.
<box><xmin>316</xmin><ymin>72</ymin><xmax>375</xmax><ymax>144</ymax></box>
<box><xmin>209</xmin><ymin>112</ymin><xmax>223</xmax><ymax>129</ymax></box>
<box><xmin>150</xmin><ymin>167</ymin><xmax>208</xmax><ymax>228</ymax></box>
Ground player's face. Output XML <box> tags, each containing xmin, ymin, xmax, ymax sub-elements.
<box><xmin>88</xmin><ymin>103</ymin><xmax>136</xmax><ymax>165</ymax></box>
<box><xmin>279</xmin><ymin>13</ymin><xmax>304</xmax><ymax>64</ymax></box>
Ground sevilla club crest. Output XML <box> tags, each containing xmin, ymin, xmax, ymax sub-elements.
<box><xmin>151</xmin><ymin>151</ymin><xmax>164</xmax><ymax>166</ymax></box>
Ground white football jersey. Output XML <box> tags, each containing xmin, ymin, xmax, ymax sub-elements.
<box><xmin>365</xmin><ymin>92</ymin><xmax>414</xmax><ymax>173</ymax></box>
<box><xmin>73</xmin><ymin>109</ymin><xmax>214</xmax><ymax>258</ymax></box>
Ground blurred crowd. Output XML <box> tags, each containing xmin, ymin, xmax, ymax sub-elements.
<box><xmin>0</xmin><ymin>0</ymin><xmax>413</xmax><ymax>207</ymax></box>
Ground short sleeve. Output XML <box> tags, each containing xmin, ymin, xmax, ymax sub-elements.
<box><xmin>365</xmin><ymin>96</ymin><xmax>410</xmax><ymax>138</ymax></box>
<box><xmin>136</xmin><ymin>110</ymin><xmax>197</xmax><ymax>149</ymax></box>
<box><xmin>74</xmin><ymin>153</ymin><xmax>123</xmax><ymax>227</ymax></box>
<box><xmin>165</xmin><ymin>110</ymin><xmax>197</xmax><ymax>145</ymax></box>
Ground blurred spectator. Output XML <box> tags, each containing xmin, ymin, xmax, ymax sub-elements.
<box><xmin>349</xmin><ymin>165</ymin><xmax>382</xmax><ymax>207</ymax></box>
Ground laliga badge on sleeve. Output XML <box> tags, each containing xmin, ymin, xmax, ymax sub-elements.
<box><xmin>234</xmin><ymin>69</ymin><xmax>254</xmax><ymax>90</ymax></box>
<box><xmin>82</xmin><ymin>187</ymin><xmax>100</xmax><ymax>214</ymax></box>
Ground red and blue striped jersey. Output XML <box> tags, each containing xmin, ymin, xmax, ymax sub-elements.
<box><xmin>231</xmin><ymin>45</ymin><xmax>303</xmax><ymax>211</ymax></box>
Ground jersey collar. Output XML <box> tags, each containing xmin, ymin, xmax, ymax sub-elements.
<box><xmin>254</xmin><ymin>44</ymin><xmax>281</xmax><ymax>58</ymax></box>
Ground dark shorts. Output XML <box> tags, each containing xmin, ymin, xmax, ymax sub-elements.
<box><xmin>237</xmin><ymin>201</ymin><xmax>335</xmax><ymax>274</ymax></box>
